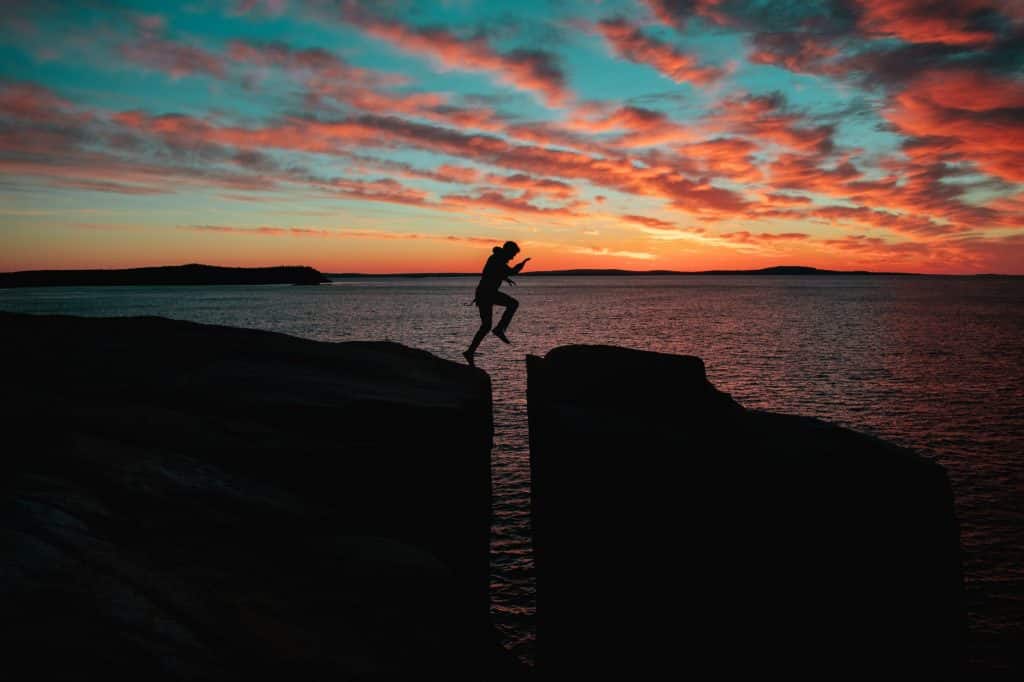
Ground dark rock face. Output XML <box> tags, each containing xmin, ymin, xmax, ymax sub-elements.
<box><xmin>527</xmin><ymin>345</ymin><xmax>964</xmax><ymax>678</ymax></box>
<box><xmin>0</xmin><ymin>263</ymin><xmax>329</xmax><ymax>287</ymax></box>
<box><xmin>1</xmin><ymin>312</ymin><xmax>511</xmax><ymax>679</ymax></box>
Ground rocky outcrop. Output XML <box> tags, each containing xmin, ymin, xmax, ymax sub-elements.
<box><xmin>527</xmin><ymin>345</ymin><xmax>964</xmax><ymax>678</ymax></box>
<box><xmin>1</xmin><ymin>312</ymin><xmax>514</xmax><ymax>679</ymax></box>
<box><xmin>0</xmin><ymin>264</ymin><xmax>329</xmax><ymax>287</ymax></box>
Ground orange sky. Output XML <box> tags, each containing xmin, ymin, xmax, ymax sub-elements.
<box><xmin>2</xmin><ymin>0</ymin><xmax>1023</xmax><ymax>274</ymax></box>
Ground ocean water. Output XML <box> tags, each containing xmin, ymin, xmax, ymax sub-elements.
<box><xmin>2</xmin><ymin>275</ymin><xmax>1022</xmax><ymax>671</ymax></box>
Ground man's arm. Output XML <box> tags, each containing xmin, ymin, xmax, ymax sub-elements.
<box><xmin>508</xmin><ymin>257</ymin><xmax>531</xmax><ymax>274</ymax></box>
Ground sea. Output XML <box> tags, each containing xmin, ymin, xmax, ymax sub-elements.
<box><xmin>2</xmin><ymin>274</ymin><xmax>1022</xmax><ymax>672</ymax></box>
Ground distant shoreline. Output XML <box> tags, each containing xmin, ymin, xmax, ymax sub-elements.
<box><xmin>2</xmin><ymin>265</ymin><xmax>1018</xmax><ymax>287</ymax></box>
<box><xmin>329</xmin><ymin>267</ymin><xmax>1019</xmax><ymax>278</ymax></box>
<box><xmin>0</xmin><ymin>264</ymin><xmax>329</xmax><ymax>288</ymax></box>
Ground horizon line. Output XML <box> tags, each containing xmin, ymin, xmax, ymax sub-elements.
<box><xmin>2</xmin><ymin>263</ymin><xmax>1021</xmax><ymax>278</ymax></box>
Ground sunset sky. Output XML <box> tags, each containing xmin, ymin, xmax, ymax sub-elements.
<box><xmin>2</xmin><ymin>0</ymin><xmax>1023</xmax><ymax>274</ymax></box>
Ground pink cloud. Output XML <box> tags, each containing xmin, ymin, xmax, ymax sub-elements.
<box><xmin>346</xmin><ymin>12</ymin><xmax>571</xmax><ymax>107</ymax></box>
<box><xmin>619</xmin><ymin>214</ymin><xmax>679</xmax><ymax>230</ymax></box>
<box><xmin>719</xmin><ymin>231</ymin><xmax>810</xmax><ymax>243</ymax></box>
<box><xmin>596</xmin><ymin>19</ymin><xmax>725</xmax><ymax>86</ymax></box>
<box><xmin>854</xmin><ymin>0</ymin><xmax>999</xmax><ymax>46</ymax></box>
<box><xmin>883</xmin><ymin>68</ymin><xmax>1024</xmax><ymax>183</ymax></box>
<box><xmin>442</xmin><ymin>190</ymin><xmax>583</xmax><ymax>216</ymax></box>
<box><xmin>642</xmin><ymin>0</ymin><xmax>731</xmax><ymax>28</ymax></box>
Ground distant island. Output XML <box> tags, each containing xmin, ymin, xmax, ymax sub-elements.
<box><xmin>329</xmin><ymin>266</ymin><xmax>1012</xmax><ymax>278</ymax></box>
<box><xmin>0</xmin><ymin>264</ymin><xmax>330</xmax><ymax>287</ymax></box>
<box><xmin>3</xmin><ymin>265</ymin><xmax>1014</xmax><ymax>287</ymax></box>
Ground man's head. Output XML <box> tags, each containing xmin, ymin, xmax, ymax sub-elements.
<box><xmin>501</xmin><ymin>241</ymin><xmax>520</xmax><ymax>260</ymax></box>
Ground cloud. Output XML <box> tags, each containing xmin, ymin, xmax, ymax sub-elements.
<box><xmin>564</xmin><ymin>104</ymin><xmax>698</xmax><ymax>147</ymax></box>
<box><xmin>642</xmin><ymin>0</ymin><xmax>732</xmax><ymax>29</ymax></box>
<box><xmin>596</xmin><ymin>18</ymin><xmax>725</xmax><ymax>86</ymax></box>
<box><xmin>441</xmin><ymin>190</ymin><xmax>584</xmax><ymax>216</ymax></box>
<box><xmin>883</xmin><ymin>68</ymin><xmax>1024</xmax><ymax>183</ymax></box>
<box><xmin>228</xmin><ymin>40</ymin><xmax>405</xmax><ymax>87</ymax></box>
<box><xmin>345</xmin><ymin>10</ymin><xmax>571</xmax><ymax>107</ymax></box>
<box><xmin>749</xmin><ymin>32</ymin><xmax>844</xmax><ymax>76</ymax></box>
<box><xmin>718</xmin><ymin>230</ymin><xmax>810</xmax><ymax>243</ymax></box>
<box><xmin>809</xmin><ymin>204</ymin><xmax>957</xmax><ymax>236</ymax></box>
<box><xmin>713</xmin><ymin>92</ymin><xmax>836</xmax><ymax>154</ymax></box>
<box><xmin>570</xmin><ymin>246</ymin><xmax>656</xmax><ymax>260</ymax></box>
<box><xmin>677</xmin><ymin>136</ymin><xmax>762</xmax><ymax>180</ymax></box>
<box><xmin>619</xmin><ymin>214</ymin><xmax>679</xmax><ymax>230</ymax></box>
<box><xmin>120</xmin><ymin>36</ymin><xmax>226</xmax><ymax>79</ymax></box>
<box><xmin>180</xmin><ymin>225</ymin><xmax>499</xmax><ymax>245</ymax></box>
<box><xmin>854</xmin><ymin>0</ymin><xmax>1000</xmax><ymax>46</ymax></box>
<box><xmin>483</xmin><ymin>173</ymin><xmax>577</xmax><ymax>199</ymax></box>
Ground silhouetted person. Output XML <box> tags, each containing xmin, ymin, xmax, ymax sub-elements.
<box><xmin>463</xmin><ymin>241</ymin><xmax>530</xmax><ymax>366</ymax></box>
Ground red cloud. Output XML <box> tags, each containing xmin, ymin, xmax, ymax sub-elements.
<box><xmin>436</xmin><ymin>164</ymin><xmax>480</xmax><ymax>184</ymax></box>
<box><xmin>767</xmin><ymin>153</ymin><xmax>861</xmax><ymax>193</ymax></box>
<box><xmin>0</xmin><ymin>81</ymin><xmax>88</xmax><ymax>128</ymax></box>
<box><xmin>619</xmin><ymin>214</ymin><xmax>679</xmax><ymax>230</ymax></box>
<box><xmin>809</xmin><ymin>204</ymin><xmax>955</xmax><ymax>236</ymax></box>
<box><xmin>483</xmin><ymin>173</ymin><xmax>577</xmax><ymax>199</ymax></box>
<box><xmin>719</xmin><ymin>231</ymin><xmax>810</xmax><ymax>243</ymax></box>
<box><xmin>442</xmin><ymin>191</ymin><xmax>583</xmax><ymax>216</ymax></box>
<box><xmin>823</xmin><ymin>233</ymin><xmax>929</xmax><ymax>254</ymax></box>
<box><xmin>678</xmin><ymin>137</ymin><xmax>762</xmax><ymax>181</ymax></box>
<box><xmin>113</xmin><ymin>108</ymin><xmax>748</xmax><ymax>218</ymax></box>
<box><xmin>643</xmin><ymin>0</ymin><xmax>731</xmax><ymax>28</ymax></box>
<box><xmin>564</xmin><ymin>105</ymin><xmax>697</xmax><ymax>147</ymax></box>
<box><xmin>714</xmin><ymin>93</ymin><xmax>835</xmax><ymax>154</ymax></box>
<box><xmin>854</xmin><ymin>0</ymin><xmax>1000</xmax><ymax>46</ymax></box>
<box><xmin>596</xmin><ymin>19</ymin><xmax>725</xmax><ymax>86</ymax></box>
<box><xmin>749</xmin><ymin>32</ymin><xmax>842</xmax><ymax>76</ymax></box>
<box><xmin>346</xmin><ymin>13</ymin><xmax>570</xmax><ymax>107</ymax></box>
<box><xmin>883</xmin><ymin>68</ymin><xmax>1024</xmax><ymax>183</ymax></box>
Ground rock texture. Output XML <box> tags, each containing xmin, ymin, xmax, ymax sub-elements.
<box><xmin>527</xmin><ymin>345</ymin><xmax>964</xmax><ymax>678</ymax></box>
<box><xmin>0</xmin><ymin>263</ymin><xmax>329</xmax><ymax>287</ymax></box>
<box><xmin>1</xmin><ymin>312</ymin><xmax>513</xmax><ymax>679</ymax></box>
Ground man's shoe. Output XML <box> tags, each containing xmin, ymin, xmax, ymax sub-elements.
<box><xmin>462</xmin><ymin>350</ymin><xmax>475</xmax><ymax>366</ymax></box>
<box><xmin>492</xmin><ymin>329</ymin><xmax>510</xmax><ymax>344</ymax></box>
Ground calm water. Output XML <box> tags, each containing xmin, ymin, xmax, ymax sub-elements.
<box><xmin>2</xmin><ymin>275</ymin><xmax>1022</xmax><ymax>670</ymax></box>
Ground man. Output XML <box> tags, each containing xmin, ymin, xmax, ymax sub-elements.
<box><xmin>463</xmin><ymin>241</ymin><xmax>530</xmax><ymax>366</ymax></box>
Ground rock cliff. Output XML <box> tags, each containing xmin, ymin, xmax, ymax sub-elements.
<box><xmin>527</xmin><ymin>345</ymin><xmax>964</xmax><ymax>678</ymax></box>
<box><xmin>1</xmin><ymin>312</ymin><xmax>512</xmax><ymax>679</ymax></box>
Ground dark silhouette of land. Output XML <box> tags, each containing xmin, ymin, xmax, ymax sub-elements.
<box><xmin>5</xmin><ymin>264</ymin><xmax>1013</xmax><ymax>285</ymax></box>
<box><xmin>1</xmin><ymin>312</ymin><xmax>967</xmax><ymax>678</ymax></box>
<box><xmin>329</xmin><ymin>265</ymin><xmax>1021</xmax><ymax>277</ymax></box>
<box><xmin>0</xmin><ymin>263</ymin><xmax>329</xmax><ymax>287</ymax></box>
<box><xmin>1</xmin><ymin>311</ymin><xmax>515</xmax><ymax>679</ymax></box>
<box><xmin>528</xmin><ymin>345</ymin><xmax>964</xmax><ymax>678</ymax></box>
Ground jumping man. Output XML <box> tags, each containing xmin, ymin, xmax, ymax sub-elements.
<box><xmin>463</xmin><ymin>241</ymin><xmax>530</xmax><ymax>366</ymax></box>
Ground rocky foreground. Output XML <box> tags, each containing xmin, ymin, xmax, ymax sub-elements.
<box><xmin>1</xmin><ymin>314</ymin><xmax>965</xmax><ymax>679</ymax></box>
<box><xmin>1</xmin><ymin>312</ymin><xmax>512</xmax><ymax>679</ymax></box>
<box><xmin>528</xmin><ymin>345</ymin><xmax>964</xmax><ymax>678</ymax></box>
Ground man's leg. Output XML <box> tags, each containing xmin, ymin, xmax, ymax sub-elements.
<box><xmin>492</xmin><ymin>293</ymin><xmax>518</xmax><ymax>343</ymax></box>
<box><xmin>465</xmin><ymin>303</ymin><xmax>493</xmax><ymax>363</ymax></box>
